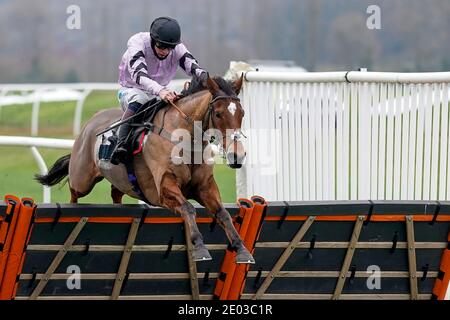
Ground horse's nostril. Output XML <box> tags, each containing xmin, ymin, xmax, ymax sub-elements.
<box><xmin>228</xmin><ymin>163</ymin><xmax>242</xmax><ymax>169</ymax></box>
<box><xmin>227</xmin><ymin>152</ymin><xmax>246</xmax><ymax>166</ymax></box>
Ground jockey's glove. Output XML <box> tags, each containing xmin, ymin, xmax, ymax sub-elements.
<box><xmin>197</xmin><ymin>71</ymin><xmax>208</xmax><ymax>84</ymax></box>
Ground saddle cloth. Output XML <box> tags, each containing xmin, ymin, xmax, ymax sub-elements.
<box><xmin>94</xmin><ymin>98</ymin><xmax>168</xmax><ymax>204</ymax></box>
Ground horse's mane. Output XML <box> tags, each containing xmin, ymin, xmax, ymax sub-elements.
<box><xmin>181</xmin><ymin>75</ymin><xmax>237</xmax><ymax>98</ymax></box>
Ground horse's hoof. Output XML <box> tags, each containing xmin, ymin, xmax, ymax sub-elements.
<box><xmin>192</xmin><ymin>247</ymin><xmax>212</xmax><ymax>262</ymax></box>
<box><xmin>236</xmin><ymin>249</ymin><xmax>255</xmax><ymax>264</ymax></box>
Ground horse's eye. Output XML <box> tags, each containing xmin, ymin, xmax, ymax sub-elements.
<box><xmin>215</xmin><ymin>112</ymin><xmax>222</xmax><ymax>118</ymax></box>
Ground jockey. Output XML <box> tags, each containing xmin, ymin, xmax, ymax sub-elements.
<box><xmin>111</xmin><ymin>16</ymin><xmax>208</xmax><ymax>165</ymax></box>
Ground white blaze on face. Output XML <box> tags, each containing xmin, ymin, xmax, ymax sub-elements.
<box><xmin>227</xmin><ymin>102</ymin><xmax>237</xmax><ymax>116</ymax></box>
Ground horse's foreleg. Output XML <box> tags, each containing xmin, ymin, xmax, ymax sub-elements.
<box><xmin>195</xmin><ymin>176</ymin><xmax>254</xmax><ymax>264</ymax></box>
<box><xmin>160</xmin><ymin>173</ymin><xmax>212</xmax><ymax>261</ymax></box>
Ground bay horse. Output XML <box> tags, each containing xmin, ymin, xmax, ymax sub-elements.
<box><xmin>35</xmin><ymin>74</ymin><xmax>254</xmax><ymax>264</ymax></box>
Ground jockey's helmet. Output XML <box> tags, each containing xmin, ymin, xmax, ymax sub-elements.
<box><xmin>150</xmin><ymin>17</ymin><xmax>181</xmax><ymax>48</ymax></box>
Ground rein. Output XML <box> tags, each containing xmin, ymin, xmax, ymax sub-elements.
<box><xmin>96</xmin><ymin>99</ymin><xmax>162</xmax><ymax>137</ymax></box>
<box><xmin>168</xmin><ymin>99</ymin><xmax>193</xmax><ymax>125</ymax></box>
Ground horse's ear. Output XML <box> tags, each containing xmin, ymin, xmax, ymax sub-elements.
<box><xmin>206</xmin><ymin>74</ymin><xmax>220</xmax><ymax>94</ymax></box>
<box><xmin>233</xmin><ymin>73</ymin><xmax>244</xmax><ymax>95</ymax></box>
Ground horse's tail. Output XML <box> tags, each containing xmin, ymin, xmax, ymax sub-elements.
<box><xmin>35</xmin><ymin>154</ymin><xmax>71</xmax><ymax>186</ymax></box>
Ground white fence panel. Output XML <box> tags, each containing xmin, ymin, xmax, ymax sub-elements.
<box><xmin>238</xmin><ymin>71</ymin><xmax>450</xmax><ymax>201</ymax></box>
<box><xmin>440</xmin><ymin>84</ymin><xmax>450</xmax><ymax>199</ymax></box>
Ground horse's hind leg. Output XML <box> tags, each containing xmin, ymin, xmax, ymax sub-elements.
<box><xmin>70</xmin><ymin>188</ymin><xmax>79</xmax><ymax>203</ymax></box>
<box><xmin>111</xmin><ymin>185</ymin><xmax>124</xmax><ymax>204</ymax></box>
<box><xmin>69</xmin><ymin>137</ymin><xmax>104</xmax><ymax>203</ymax></box>
<box><xmin>69</xmin><ymin>176</ymin><xmax>103</xmax><ymax>203</ymax></box>
<box><xmin>159</xmin><ymin>172</ymin><xmax>211</xmax><ymax>261</ymax></box>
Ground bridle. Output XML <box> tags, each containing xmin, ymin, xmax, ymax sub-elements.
<box><xmin>168</xmin><ymin>94</ymin><xmax>246</xmax><ymax>152</ymax></box>
<box><xmin>204</xmin><ymin>95</ymin><xmax>240</xmax><ymax>130</ymax></box>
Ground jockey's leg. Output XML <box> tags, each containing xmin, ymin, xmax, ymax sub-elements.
<box><xmin>159</xmin><ymin>172</ymin><xmax>212</xmax><ymax>261</ymax></box>
<box><xmin>111</xmin><ymin>87</ymin><xmax>154</xmax><ymax>165</ymax></box>
<box><xmin>194</xmin><ymin>175</ymin><xmax>255</xmax><ymax>264</ymax></box>
<box><xmin>110</xmin><ymin>104</ymin><xmax>139</xmax><ymax>165</ymax></box>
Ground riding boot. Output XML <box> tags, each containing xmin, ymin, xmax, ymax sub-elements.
<box><xmin>110</xmin><ymin>121</ymin><xmax>132</xmax><ymax>165</ymax></box>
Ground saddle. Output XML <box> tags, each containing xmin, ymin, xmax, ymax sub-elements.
<box><xmin>99</xmin><ymin>98</ymin><xmax>168</xmax><ymax>162</ymax></box>
<box><xmin>128</xmin><ymin>98</ymin><xmax>168</xmax><ymax>155</ymax></box>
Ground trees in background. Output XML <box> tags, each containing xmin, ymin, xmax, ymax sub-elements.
<box><xmin>0</xmin><ymin>0</ymin><xmax>449</xmax><ymax>82</ymax></box>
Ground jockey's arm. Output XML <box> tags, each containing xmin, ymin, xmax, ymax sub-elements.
<box><xmin>176</xmin><ymin>44</ymin><xmax>207</xmax><ymax>81</ymax></box>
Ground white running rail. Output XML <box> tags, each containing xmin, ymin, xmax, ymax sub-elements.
<box><xmin>0</xmin><ymin>136</ymin><xmax>74</xmax><ymax>203</ymax></box>
<box><xmin>0</xmin><ymin>80</ymin><xmax>188</xmax><ymax>137</ymax></box>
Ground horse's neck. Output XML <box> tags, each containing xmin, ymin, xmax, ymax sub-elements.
<box><xmin>178</xmin><ymin>91</ymin><xmax>212</xmax><ymax>122</ymax></box>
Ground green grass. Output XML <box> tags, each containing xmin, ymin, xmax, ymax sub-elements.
<box><xmin>0</xmin><ymin>91</ymin><xmax>118</xmax><ymax>137</ymax></box>
<box><xmin>0</xmin><ymin>91</ymin><xmax>237</xmax><ymax>204</ymax></box>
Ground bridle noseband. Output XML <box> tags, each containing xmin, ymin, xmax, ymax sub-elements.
<box><xmin>204</xmin><ymin>95</ymin><xmax>241</xmax><ymax>131</ymax></box>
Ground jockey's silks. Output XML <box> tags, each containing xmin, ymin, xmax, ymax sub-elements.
<box><xmin>118</xmin><ymin>32</ymin><xmax>205</xmax><ymax>96</ymax></box>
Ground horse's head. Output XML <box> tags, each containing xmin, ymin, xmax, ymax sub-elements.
<box><xmin>204</xmin><ymin>74</ymin><xmax>246</xmax><ymax>169</ymax></box>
